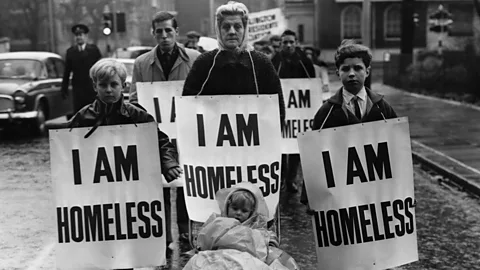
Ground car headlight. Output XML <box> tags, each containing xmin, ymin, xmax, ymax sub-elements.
<box><xmin>13</xmin><ymin>90</ymin><xmax>27</xmax><ymax>109</ymax></box>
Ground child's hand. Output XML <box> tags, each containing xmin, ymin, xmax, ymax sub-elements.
<box><xmin>165</xmin><ymin>166</ymin><xmax>183</xmax><ymax>182</ymax></box>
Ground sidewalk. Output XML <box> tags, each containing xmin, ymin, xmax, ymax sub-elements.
<box><xmin>372</xmin><ymin>83</ymin><xmax>480</xmax><ymax>194</ymax></box>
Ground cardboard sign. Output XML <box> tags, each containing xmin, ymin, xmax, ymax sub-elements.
<box><xmin>175</xmin><ymin>95</ymin><xmax>282</xmax><ymax>222</ymax></box>
<box><xmin>50</xmin><ymin>123</ymin><xmax>166</xmax><ymax>269</ymax></box>
<box><xmin>136</xmin><ymin>81</ymin><xmax>184</xmax><ymax>187</ymax></box>
<box><xmin>248</xmin><ymin>8</ymin><xmax>287</xmax><ymax>44</ymax></box>
<box><xmin>298</xmin><ymin>117</ymin><xmax>418</xmax><ymax>270</ymax></box>
<box><xmin>281</xmin><ymin>78</ymin><xmax>332</xmax><ymax>153</ymax></box>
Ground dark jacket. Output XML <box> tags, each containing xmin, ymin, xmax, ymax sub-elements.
<box><xmin>182</xmin><ymin>49</ymin><xmax>286</xmax><ymax>124</ymax></box>
<box><xmin>271</xmin><ymin>49</ymin><xmax>315</xmax><ymax>79</ymax></box>
<box><xmin>68</xmin><ymin>97</ymin><xmax>179</xmax><ymax>177</ymax></box>
<box><xmin>62</xmin><ymin>43</ymin><xmax>102</xmax><ymax>112</ymax></box>
<box><xmin>300</xmin><ymin>87</ymin><xmax>397</xmax><ymax>205</ymax></box>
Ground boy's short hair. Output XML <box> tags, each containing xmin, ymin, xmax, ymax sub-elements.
<box><xmin>227</xmin><ymin>189</ymin><xmax>255</xmax><ymax>212</ymax></box>
<box><xmin>281</xmin><ymin>29</ymin><xmax>296</xmax><ymax>39</ymax></box>
<box><xmin>89</xmin><ymin>59</ymin><xmax>127</xmax><ymax>84</ymax></box>
<box><xmin>334</xmin><ymin>39</ymin><xmax>372</xmax><ymax>68</ymax></box>
<box><xmin>151</xmin><ymin>11</ymin><xmax>178</xmax><ymax>29</ymax></box>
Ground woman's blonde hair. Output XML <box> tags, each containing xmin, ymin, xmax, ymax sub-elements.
<box><xmin>89</xmin><ymin>58</ymin><xmax>127</xmax><ymax>84</ymax></box>
<box><xmin>215</xmin><ymin>1</ymin><xmax>250</xmax><ymax>51</ymax></box>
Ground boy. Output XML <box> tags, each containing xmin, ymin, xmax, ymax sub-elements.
<box><xmin>300</xmin><ymin>40</ymin><xmax>397</xmax><ymax>206</ymax></box>
<box><xmin>68</xmin><ymin>59</ymin><xmax>182</xmax><ymax>263</ymax></box>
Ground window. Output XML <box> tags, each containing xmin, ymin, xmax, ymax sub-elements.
<box><xmin>384</xmin><ymin>4</ymin><xmax>401</xmax><ymax>40</ymax></box>
<box><xmin>341</xmin><ymin>5</ymin><xmax>362</xmax><ymax>40</ymax></box>
<box><xmin>448</xmin><ymin>4</ymin><xmax>473</xmax><ymax>36</ymax></box>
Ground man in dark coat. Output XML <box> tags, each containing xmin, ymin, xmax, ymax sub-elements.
<box><xmin>271</xmin><ymin>29</ymin><xmax>315</xmax><ymax>194</ymax></box>
<box><xmin>300</xmin><ymin>40</ymin><xmax>397</xmax><ymax>207</ymax></box>
<box><xmin>62</xmin><ymin>24</ymin><xmax>102</xmax><ymax>115</ymax></box>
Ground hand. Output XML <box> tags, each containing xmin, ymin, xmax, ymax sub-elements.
<box><xmin>321</xmin><ymin>84</ymin><xmax>329</xmax><ymax>93</ymax></box>
<box><xmin>164</xmin><ymin>166</ymin><xmax>183</xmax><ymax>182</ymax></box>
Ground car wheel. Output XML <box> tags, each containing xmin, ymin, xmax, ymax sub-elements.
<box><xmin>31</xmin><ymin>101</ymin><xmax>47</xmax><ymax>136</ymax></box>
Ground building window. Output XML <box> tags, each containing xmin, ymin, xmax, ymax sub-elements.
<box><xmin>384</xmin><ymin>4</ymin><xmax>401</xmax><ymax>40</ymax></box>
<box><xmin>448</xmin><ymin>4</ymin><xmax>473</xmax><ymax>36</ymax></box>
<box><xmin>341</xmin><ymin>5</ymin><xmax>362</xmax><ymax>40</ymax></box>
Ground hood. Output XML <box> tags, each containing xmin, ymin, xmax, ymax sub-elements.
<box><xmin>215</xmin><ymin>1</ymin><xmax>252</xmax><ymax>52</ymax></box>
<box><xmin>0</xmin><ymin>79</ymin><xmax>30</xmax><ymax>95</ymax></box>
<box><xmin>215</xmin><ymin>182</ymin><xmax>269</xmax><ymax>221</ymax></box>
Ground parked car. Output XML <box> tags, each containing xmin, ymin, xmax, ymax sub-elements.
<box><xmin>0</xmin><ymin>52</ymin><xmax>73</xmax><ymax>135</ymax></box>
<box><xmin>109</xmin><ymin>46</ymin><xmax>153</xmax><ymax>59</ymax></box>
<box><xmin>104</xmin><ymin>58</ymin><xmax>134</xmax><ymax>102</ymax></box>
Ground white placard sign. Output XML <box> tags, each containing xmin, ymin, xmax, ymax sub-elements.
<box><xmin>136</xmin><ymin>81</ymin><xmax>184</xmax><ymax>187</ymax></box>
<box><xmin>248</xmin><ymin>8</ymin><xmax>287</xmax><ymax>44</ymax></box>
<box><xmin>176</xmin><ymin>95</ymin><xmax>282</xmax><ymax>222</ymax></box>
<box><xmin>298</xmin><ymin>117</ymin><xmax>418</xmax><ymax>270</ymax></box>
<box><xmin>281</xmin><ymin>78</ymin><xmax>332</xmax><ymax>153</ymax></box>
<box><xmin>50</xmin><ymin>123</ymin><xmax>166</xmax><ymax>269</ymax></box>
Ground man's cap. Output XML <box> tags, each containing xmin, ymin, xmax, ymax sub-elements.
<box><xmin>186</xmin><ymin>31</ymin><xmax>201</xmax><ymax>38</ymax></box>
<box><xmin>71</xmin><ymin>24</ymin><xmax>89</xmax><ymax>34</ymax></box>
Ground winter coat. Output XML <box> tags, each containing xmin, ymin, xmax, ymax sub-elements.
<box><xmin>271</xmin><ymin>49</ymin><xmax>315</xmax><ymax>79</ymax></box>
<box><xmin>300</xmin><ymin>87</ymin><xmax>397</xmax><ymax>205</ymax></box>
<box><xmin>128</xmin><ymin>44</ymin><xmax>200</xmax><ymax>103</ymax></box>
<box><xmin>182</xmin><ymin>49</ymin><xmax>286</xmax><ymax>124</ymax></box>
<box><xmin>61</xmin><ymin>43</ymin><xmax>102</xmax><ymax>112</ymax></box>
<box><xmin>67</xmin><ymin>96</ymin><xmax>179</xmax><ymax>177</ymax></box>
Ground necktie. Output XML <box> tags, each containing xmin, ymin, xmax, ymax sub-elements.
<box><xmin>353</xmin><ymin>96</ymin><xmax>362</xmax><ymax>120</ymax></box>
<box><xmin>79</xmin><ymin>46</ymin><xmax>83</xmax><ymax>52</ymax></box>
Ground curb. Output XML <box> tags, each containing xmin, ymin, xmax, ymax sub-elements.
<box><xmin>411</xmin><ymin>150</ymin><xmax>480</xmax><ymax>197</ymax></box>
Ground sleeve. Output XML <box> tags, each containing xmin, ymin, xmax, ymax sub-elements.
<box><xmin>61</xmin><ymin>49</ymin><xmax>72</xmax><ymax>94</ymax></box>
<box><xmin>384</xmin><ymin>101</ymin><xmax>398</xmax><ymax>119</ymax></box>
<box><xmin>312</xmin><ymin>103</ymin><xmax>333</xmax><ymax>130</ymax></box>
<box><xmin>319</xmin><ymin>66</ymin><xmax>330</xmax><ymax>85</ymax></box>
<box><xmin>304</xmin><ymin>59</ymin><xmax>316</xmax><ymax>79</ymax></box>
<box><xmin>95</xmin><ymin>45</ymin><xmax>102</xmax><ymax>61</ymax></box>
<box><xmin>182</xmin><ymin>52</ymin><xmax>210</xmax><ymax>96</ymax></box>
<box><xmin>129</xmin><ymin>59</ymin><xmax>142</xmax><ymax>104</ymax></box>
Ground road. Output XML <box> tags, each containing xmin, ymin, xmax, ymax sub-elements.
<box><xmin>0</xmin><ymin>133</ymin><xmax>479</xmax><ymax>269</ymax></box>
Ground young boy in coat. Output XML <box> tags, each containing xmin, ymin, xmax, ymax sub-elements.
<box><xmin>67</xmin><ymin>59</ymin><xmax>182</xmax><ymax>264</ymax></box>
<box><xmin>300</xmin><ymin>40</ymin><xmax>397</xmax><ymax>207</ymax></box>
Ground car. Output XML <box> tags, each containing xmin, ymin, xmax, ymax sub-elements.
<box><xmin>104</xmin><ymin>58</ymin><xmax>134</xmax><ymax>102</ymax></box>
<box><xmin>109</xmin><ymin>46</ymin><xmax>153</xmax><ymax>59</ymax></box>
<box><xmin>0</xmin><ymin>52</ymin><xmax>73</xmax><ymax>135</ymax></box>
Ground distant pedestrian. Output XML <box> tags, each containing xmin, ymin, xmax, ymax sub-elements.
<box><xmin>304</xmin><ymin>46</ymin><xmax>330</xmax><ymax>93</ymax></box>
<box><xmin>269</xmin><ymin>35</ymin><xmax>281</xmax><ymax>58</ymax></box>
<box><xmin>300</xmin><ymin>39</ymin><xmax>397</xmax><ymax>208</ymax></box>
<box><xmin>271</xmin><ymin>29</ymin><xmax>315</xmax><ymax>194</ymax></box>
<box><xmin>185</xmin><ymin>30</ymin><xmax>205</xmax><ymax>53</ymax></box>
<box><xmin>129</xmin><ymin>11</ymin><xmax>200</xmax><ymax>254</ymax></box>
<box><xmin>61</xmin><ymin>24</ymin><xmax>102</xmax><ymax>116</ymax></box>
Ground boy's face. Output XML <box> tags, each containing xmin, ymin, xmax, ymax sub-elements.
<box><xmin>281</xmin><ymin>35</ymin><xmax>296</xmax><ymax>55</ymax></box>
<box><xmin>227</xmin><ymin>201</ymin><xmax>253</xmax><ymax>223</ymax></box>
<box><xmin>94</xmin><ymin>74</ymin><xmax>124</xmax><ymax>104</ymax></box>
<box><xmin>337</xmin><ymin>57</ymin><xmax>370</xmax><ymax>95</ymax></box>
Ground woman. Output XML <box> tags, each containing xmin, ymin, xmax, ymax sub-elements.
<box><xmin>182</xmin><ymin>1</ymin><xmax>285</xmax><ymax>124</ymax></box>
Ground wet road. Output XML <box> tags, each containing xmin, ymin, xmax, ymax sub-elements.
<box><xmin>1</xmin><ymin>132</ymin><xmax>480</xmax><ymax>269</ymax></box>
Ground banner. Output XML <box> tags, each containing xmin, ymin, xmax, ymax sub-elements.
<box><xmin>176</xmin><ymin>95</ymin><xmax>282</xmax><ymax>222</ymax></box>
<box><xmin>136</xmin><ymin>81</ymin><xmax>184</xmax><ymax>187</ymax></box>
<box><xmin>50</xmin><ymin>123</ymin><xmax>166</xmax><ymax>269</ymax></box>
<box><xmin>281</xmin><ymin>78</ymin><xmax>332</xmax><ymax>153</ymax></box>
<box><xmin>248</xmin><ymin>8</ymin><xmax>287</xmax><ymax>44</ymax></box>
<box><xmin>298</xmin><ymin>117</ymin><xmax>418</xmax><ymax>270</ymax></box>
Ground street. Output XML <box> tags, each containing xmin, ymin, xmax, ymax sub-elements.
<box><xmin>1</xmin><ymin>130</ymin><xmax>479</xmax><ymax>269</ymax></box>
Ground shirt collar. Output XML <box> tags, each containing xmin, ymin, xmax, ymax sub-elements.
<box><xmin>78</xmin><ymin>44</ymin><xmax>86</xmax><ymax>50</ymax></box>
<box><xmin>343</xmin><ymin>86</ymin><xmax>367</xmax><ymax>103</ymax></box>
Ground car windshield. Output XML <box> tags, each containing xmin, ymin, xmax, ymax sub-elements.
<box><xmin>0</xmin><ymin>59</ymin><xmax>43</xmax><ymax>79</ymax></box>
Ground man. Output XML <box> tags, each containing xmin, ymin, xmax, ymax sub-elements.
<box><xmin>185</xmin><ymin>30</ymin><xmax>205</xmax><ymax>53</ymax></box>
<box><xmin>61</xmin><ymin>24</ymin><xmax>102</xmax><ymax>115</ymax></box>
<box><xmin>271</xmin><ymin>29</ymin><xmax>315</xmax><ymax>193</ymax></box>
<box><xmin>304</xmin><ymin>46</ymin><xmax>330</xmax><ymax>93</ymax></box>
<box><xmin>269</xmin><ymin>35</ymin><xmax>281</xmax><ymax>58</ymax></box>
<box><xmin>129</xmin><ymin>11</ymin><xmax>200</xmax><ymax>251</ymax></box>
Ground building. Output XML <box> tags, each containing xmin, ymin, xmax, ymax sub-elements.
<box><xmin>316</xmin><ymin>0</ymin><xmax>476</xmax><ymax>63</ymax></box>
<box><xmin>283</xmin><ymin>0</ymin><xmax>316</xmax><ymax>46</ymax></box>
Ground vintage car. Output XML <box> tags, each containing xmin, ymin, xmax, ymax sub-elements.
<box><xmin>0</xmin><ymin>52</ymin><xmax>73</xmax><ymax>135</ymax></box>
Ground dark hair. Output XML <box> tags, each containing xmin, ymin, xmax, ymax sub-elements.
<box><xmin>281</xmin><ymin>29</ymin><xmax>296</xmax><ymax>39</ymax></box>
<box><xmin>269</xmin><ymin>35</ymin><xmax>281</xmax><ymax>42</ymax></box>
<box><xmin>334</xmin><ymin>39</ymin><xmax>372</xmax><ymax>68</ymax></box>
<box><xmin>151</xmin><ymin>11</ymin><xmax>178</xmax><ymax>30</ymax></box>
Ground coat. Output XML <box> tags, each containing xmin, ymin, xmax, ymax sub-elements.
<box><xmin>182</xmin><ymin>49</ymin><xmax>286</xmax><ymax>124</ymax></box>
<box><xmin>300</xmin><ymin>87</ymin><xmax>397</xmax><ymax>205</ymax></box>
<box><xmin>271</xmin><ymin>49</ymin><xmax>315</xmax><ymax>79</ymax></box>
<box><xmin>129</xmin><ymin>44</ymin><xmax>200</xmax><ymax>103</ymax></box>
<box><xmin>67</xmin><ymin>96</ymin><xmax>179</xmax><ymax>177</ymax></box>
<box><xmin>61</xmin><ymin>44</ymin><xmax>102</xmax><ymax>112</ymax></box>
